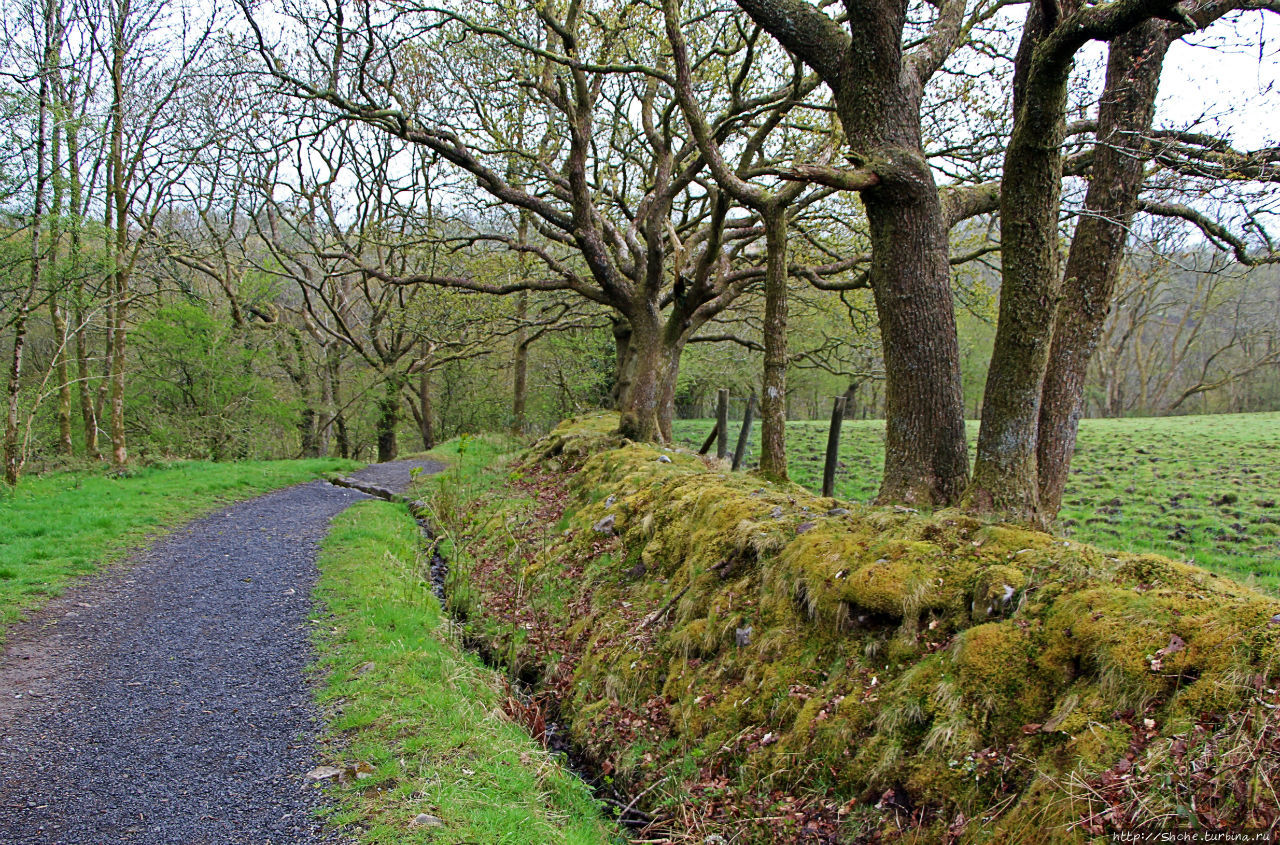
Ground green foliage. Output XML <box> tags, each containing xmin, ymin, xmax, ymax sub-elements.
<box><xmin>0</xmin><ymin>457</ymin><xmax>357</xmax><ymax>640</ymax></box>
<box><xmin>311</xmin><ymin>500</ymin><xmax>610</xmax><ymax>843</ymax></box>
<box><xmin>128</xmin><ymin>303</ymin><xmax>297</xmax><ymax>460</ymax></box>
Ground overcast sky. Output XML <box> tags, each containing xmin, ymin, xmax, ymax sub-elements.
<box><xmin>1151</xmin><ymin>11</ymin><xmax>1277</xmax><ymax>148</ymax></box>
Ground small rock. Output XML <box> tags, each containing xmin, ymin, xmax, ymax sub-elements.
<box><xmin>735</xmin><ymin>626</ymin><xmax>752</xmax><ymax>647</ymax></box>
<box><xmin>593</xmin><ymin>514</ymin><xmax>616</xmax><ymax>535</ymax></box>
<box><xmin>604</xmin><ymin>494</ymin><xmax>616</xmax><ymax>508</ymax></box>
<box><xmin>656</xmin><ymin>455</ymin><xmax>672</xmax><ymax>464</ymax></box>
<box><xmin>353</xmin><ymin>661</ymin><xmax>376</xmax><ymax>676</ymax></box>
<box><xmin>770</xmin><ymin>506</ymin><xmax>784</xmax><ymax>519</ymax></box>
<box><xmin>796</xmin><ymin>521</ymin><xmax>816</xmax><ymax>534</ymax></box>
<box><xmin>411</xmin><ymin>813</ymin><xmax>445</xmax><ymax>828</ymax></box>
<box><xmin>827</xmin><ymin>507</ymin><xmax>850</xmax><ymax>517</ymax></box>
<box><xmin>306</xmin><ymin>766</ymin><xmax>342</xmax><ymax>781</ymax></box>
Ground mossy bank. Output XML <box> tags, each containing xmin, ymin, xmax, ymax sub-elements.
<box><xmin>419</xmin><ymin>414</ymin><xmax>1280</xmax><ymax>843</ymax></box>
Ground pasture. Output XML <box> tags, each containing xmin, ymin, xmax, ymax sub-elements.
<box><xmin>673</xmin><ymin>411</ymin><xmax>1280</xmax><ymax>590</ymax></box>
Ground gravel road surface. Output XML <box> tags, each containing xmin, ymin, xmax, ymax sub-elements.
<box><xmin>0</xmin><ymin>459</ymin><xmax>437</xmax><ymax>845</ymax></box>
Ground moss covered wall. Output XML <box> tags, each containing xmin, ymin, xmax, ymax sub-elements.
<box><xmin>455</xmin><ymin>414</ymin><xmax>1280</xmax><ymax>842</ymax></box>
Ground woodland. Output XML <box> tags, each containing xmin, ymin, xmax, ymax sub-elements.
<box><xmin>1</xmin><ymin>0</ymin><xmax>1278</xmax><ymax>529</ymax></box>
<box><xmin>4</xmin><ymin>0</ymin><xmax>1280</xmax><ymax>840</ymax></box>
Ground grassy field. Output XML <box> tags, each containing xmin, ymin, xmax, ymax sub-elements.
<box><xmin>673</xmin><ymin>411</ymin><xmax>1280</xmax><ymax>590</ymax></box>
<box><xmin>311</xmin><ymin>499</ymin><xmax>611</xmax><ymax>844</ymax></box>
<box><xmin>0</xmin><ymin>458</ymin><xmax>357</xmax><ymax>639</ymax></box>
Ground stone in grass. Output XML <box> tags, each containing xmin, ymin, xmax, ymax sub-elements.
<box><xmin>306</xmin><ymin>765</ymin><xmax>342</xmax><ymax>781</ymax></box>
<box><xmin>411</xmin><ymin>814</ymin><xmax>446</xmax><ymax>828</ymax></box>
<box><xmin>656</xmin><ymin>455</ymin><xmax>673</xmax><ymax>464</ymax></box>
<box><xmin>593</xmin><ymin>514</ymin><xmax>616</xmax><ymax>535</ymax></box>
<box><xmin>827</xmin><ymin>507</ymin><xmax>850</xmax><ymax>517</ymax></box>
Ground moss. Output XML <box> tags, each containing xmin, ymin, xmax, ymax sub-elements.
<box><xmin>454</xmin><ymin>417</ymin><xmax>1280</xmax><ymax>843</ymax></box>
<box><xmin>971</xmin><ymin>564</ymin><xmax>1027</xmax><ymax>622</ymax></box>
<box><xmin>1114</xmin><ymin>553</ymin><xmax>1206</xmax><ymax>591</ymax></box>
<box><xmin>953</xmin><ymin>623</ymin><xmax>1048</xmax><ymax>732</ymax></box>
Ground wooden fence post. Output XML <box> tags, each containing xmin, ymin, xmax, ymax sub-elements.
<box><xmin>822</xmin><ymin>396</ymin><xmax>847</xmax><ymax>497</ymax></box>
<box><xmin>698</xmin><ymin>421</ymin><xmax>719</xmax><ymax>455</ymax></box>
<box><xmin>716</xmin><ymin>388</ymin><xmax>729</xmax><ymax>459</ymax></box>
<box><xmin>731</xmin><ymin>393</ymin><xmax>757</xmax><ymax>471</ymax></box>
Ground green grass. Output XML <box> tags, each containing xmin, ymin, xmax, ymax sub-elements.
<box><xmin>0</xmin><ymin>457</ymin><xmax>358</xmax><ymax>638</ymax></box>
<box><xmin>311</xmin><ymin>500</ymin><xmax>612</xmax><ymax>844</ymax></box>
<box><xmin>409</xmin><ymin>433</ymin><xmax>525</xmax><ymax>560</ymax></box>
<box><xmin>673</xmin><ymin>411</ymin><xmax>1280</xmax><ymax>590</ymax></box>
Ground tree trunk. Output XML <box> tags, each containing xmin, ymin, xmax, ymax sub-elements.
<box><xmin>419</xmin><ymin>366</ymin><xmax>435</xmax><ymax>450</ymax></box>
<box><xmin>50</xmin><ymin>300</ymin><xmax>73</xmax><ymax>456</ymax></box>
<box><xmin>375</xmin><ymin>372</ymin><xmax>405</xmax><ymax>462</ymax></box>
<box><xmin>74</xmin><ymin>300</ymin><xmax>98</xmax><ymax>458</ymax></box>
<box><xmin>513</xmin><ymin>290</ymin><xmax>529</xmax><ymax>433</ymax></box>
<box><xmin>287</xmin><ymin>329</ymin><xmax>320</xmax><ymax>457</ymax></box>
<box><xmin>108</xmin><ymin>290</ymin><xmax>127</xmax><ymax>468</ymax></box>
<box><xmin>967</xmin><ymin>5</ymin><xmax>1070</xmax><ymax>524</ymax></box>
<box><xmin>49</xmin><ymin>113</ymin><xmax>72</xmax><ymax>457</ymax></box>
<box><xmin>733</xmin><ymin>0</ymin><xmax>970</xmax><ymax>506</ymax></box>
<box><xmin>1037</xmin><ymin>22</ymin><xmax>1171</xmax><ymax>518</ymax></box>
<box><xmin>107</xmin><ymin>3</ymin><xmax>128</xmax><ymax>470</ymax></box>
<box><xmin>759</xmin><ymin>209</ymin><xmax>789</xmax><ymax>481</ymax></box>
<box><xmin>72</xmin><ymin>175</ymin><xmax>99</xmax><ymax>459</ymax></box>
<box><xmin>328</xmin><ymin>347</ymin><xmax>349</xmax><ymax>459</ymax></box>
<box><xmin>5</xmin><ymin>9</ymin><xmax>52</xmax><ymax>485</ymax></box>
<box><xmin>299</xmin><ymin>408</ymin><xmax>320</xmax><ymax>458</ymax></box>
<box><xmin>610</xmin><ymin>318</ymin><xmax>634</xmax><ymax>411</ymax></box>
<box><xmin>655</xmin><ymin>336</ymin><xmax>687</xmax><ymax>444</ymax></box>
<box><xmin>317</xmin><ymin>343</ymin><xmax>333</xmax><ymax>457</ymax></box>
<box><xmin>617</xmin><ymin>313</ymin><xmax>666</xmax><ymax>443</ymax></box>
<box><xmin>864</xmin><ymin>186</ymin><xmax>970</xmax><ymax>506</ymax></box>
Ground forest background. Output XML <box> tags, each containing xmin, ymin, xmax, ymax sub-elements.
<box><xmin>1</xmin><ymin>0</ymin><xmax>1277</xmax><ymax>519</ymax></box>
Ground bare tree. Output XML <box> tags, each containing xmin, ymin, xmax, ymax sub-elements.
<box><xmin>2</xmin><ymin>0</ymin><xmax>57</xmax><ymax>485</ymax></box>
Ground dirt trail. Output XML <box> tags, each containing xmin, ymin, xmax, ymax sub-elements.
<box><xmin>0</xmin><ymin>459</ymin><xmax>441</xmax><ymax>845</ymax></box>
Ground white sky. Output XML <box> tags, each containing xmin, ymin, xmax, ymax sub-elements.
<box><xmin>1141</xmin><ymin>11</ymin><xmax>1276</xmax><ymax>148</ymax></box>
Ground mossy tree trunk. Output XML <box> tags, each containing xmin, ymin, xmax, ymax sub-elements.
<box><xmin>759</xmin><ymin>209</ymin><xmax>789</xmax><ymax>482</ymax></box>
<box><xmin>968</xmin><ymin>3</ymin><xmax>1067</xmax><ymax>524</ymax></box>
<box><xmin>323</xmin><ymin>343</ymin><xmax>343</xmax><ymax>458</ymax></box>
<box><xmin>1037</xmin><ymin>21</ymin><xmax>1171</xmax><ymax>519</ymax></box>
<box><xmin>734</xmin><ymin>0</ymin><xmax>970</xmax><ymax>506</ymax></box>
<box><xmin>512</xmin><ymin>290</ymin><xmax>529</xmax><ymax>434</ymax></box>
<box><xmin>864</xmin><ymin>182</ymin><xmax>969</xmax><ymax>506</ymax></box>
<box><xmin>418</xmin><ymin>365</ymin><xmax>435</xmax><ymax>450</ymax></box>
<box><xmin>609</xmin><ymin>319</ymin><xmax>633</xmax><ymax>413</ymax></box>
<box><xmin>617</xmin><ymin>311</ymin><xmax>666</xmax><ymax>443</ymax></box>
<box><xmin>968</xmin><ymin>0</ymin><xmax>1185</xmax><ymax>524</ymax></box>
<box><xmin>375</xmin><ymin>372</ymin><xmax>406</xmax><ymax>462</ymax></box>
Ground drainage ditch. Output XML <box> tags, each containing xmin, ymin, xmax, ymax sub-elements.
<box><xmin>326</xmin><ymin>475</ymin><xmax>654</xmax><ymax>833</ymax></box>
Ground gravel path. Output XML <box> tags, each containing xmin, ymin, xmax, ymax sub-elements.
<box><xmin>0</xmin><ymin>459</ymin><xmax>437</xmax><ymax>845</ymax></box>
<box><xmin>345</xmin><ymin>457</ymin><xmax>445</xmax><ymax>495</ymax></box>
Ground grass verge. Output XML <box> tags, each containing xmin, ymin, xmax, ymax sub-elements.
<box><xmin>311</xmin><ymin>498</ymin><xmax>613</xmax><ymax>844</ymax></box>
<box><xmin>0</xmin><ymin>457</ymin><xmax>357</xmax><ymax>640</ymax></box>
